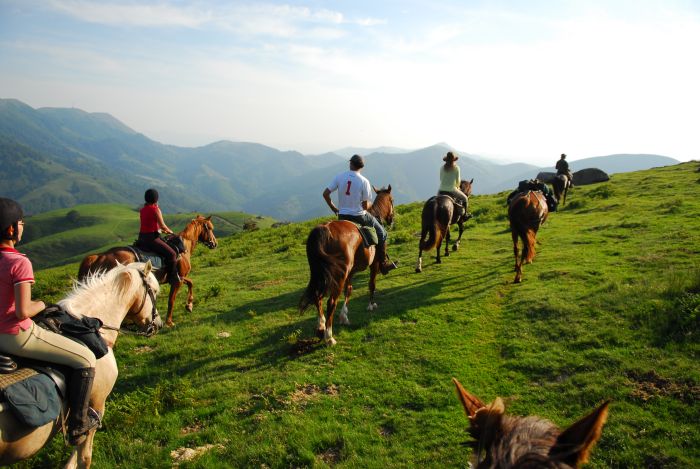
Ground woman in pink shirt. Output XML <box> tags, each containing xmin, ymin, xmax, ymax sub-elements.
<box><xmin>0</xmin><ymin>198</ymin><xmax>99</xmax><ymax>445</ymax></box>
<box><xmin>138</xmin><ymin>189</ymin><xmax>179</xmax><ymax>285</ymax></box>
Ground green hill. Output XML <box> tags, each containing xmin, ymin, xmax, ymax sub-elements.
<box><xmin>21</xmin><ymin>204</ymin><xmax>275</xmax><ymax>269</ymax></box>
<box><xmin>26</xmin><ymin>162</ymin><xmax>700</xmax><ymax>467</ymax></box>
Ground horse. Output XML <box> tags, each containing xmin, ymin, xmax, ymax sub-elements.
<box><xmin>508</xmin><ymin>190</ymin><xmax>549</xmax><ymax>283</ymax></box>
<box><xmin>78</xmin><ymin>215</ymin><xmax>217</xmax><ymax>327</ymax></box>
<box><xmin>552</xmin><ymin>173</ymin><xmax>571</xmax><ymax>207</ymax></box>
<box><xmin>0</xmin><ymin>262</ymin><xmax>162</xmax><ymax>468</ymax></box>
<box><xmin>298</xmin><ymin>186</ymin><xmax>395</xmax><ymax>346</ymax></box>
<box><xmin>453</xmin><ymin>378</ymin><xmax>609</xmax><ymax>468</ymax></box>
<box><xmin>416</xmin><ymin>179</ymin><xmax>473</xmax><ymax>273</ymax></box>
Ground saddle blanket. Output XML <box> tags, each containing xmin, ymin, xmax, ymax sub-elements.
<box><xmin>0</xmin><ymin>367</ymin><xmax>61</xmax><ymax>427</ymax></box>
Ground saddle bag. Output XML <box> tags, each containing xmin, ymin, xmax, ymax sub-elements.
<box><xmin>34</xmin><ymin>305</ymin><xmax>109</xmax><ymax>359</ymax></box>
<box><xmin>2</xmin><ymin>373</ymin><xmax>61</xmax><ymax>427</ymax></box>
<box><xmin>359</xmin><ymin>226</ymin><xmax>379</xmax><ymax>247</ymax></box>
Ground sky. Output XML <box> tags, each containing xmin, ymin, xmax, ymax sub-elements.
<box><xmin>1</xmin><ymin>0</ymin><xmax>699</xmax><ymax>165</ymax></box>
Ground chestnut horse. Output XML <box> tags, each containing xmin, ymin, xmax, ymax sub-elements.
<box><xmin>78</xmin><ymin>215</ymin><xmax>217</xmax><ymax>327</ymax></box>
<box><xmin>0</xmin><ymin>262</ymin><xmax>161</xmax><ymax>468</ymax></box>
<box><xmin>453</xmin><ymin>378</ymin><xmax>609</xmax><ymax>468</ymax></box>
<box><xmin>552</xmin><ymin>173</ymin><xmax>571</xmax><ymax>207</ymax></box>
<box><xmin>508</xmin><ymin>190</ymin><xmax>549</xmax><ymax>283</ymax></box>
<box><xmin>416</xmin><ymin>179</ymin><xmax>473</xmax><ymax>272</ymax></box>
<box><xmin>299</xmin><ymin>186</ymin><xmax>394</xmax><ymax>346</ymax></box>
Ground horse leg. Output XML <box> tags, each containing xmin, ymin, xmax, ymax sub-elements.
<box><xmin>315</xmin><ymin>295</ymin><xmax>326</xmax><ymax>339</ymax></box>
<box><xmin>182</xmin><ymin>277</ymin><xmax>194</xmax><ymax>312</ymax></box>
<box><xmin>166</xmin><ymin>283</ymin><xmax>180</xmax><ymax>327</ymax></box>
<box><xmin>325</xmin><ymin>293</ymin><xmax>340</xmax><ymax>346</ymax></box>
<box><xmin>416</xmin><ymin>230</ymin><xmax>426</xmax><ymax>273</ymax></box>
<box><xmin>339</xmin><ymin>279</ymin><xmax>353</xmax><ymax>325</ymax></box>
<box><xmin>367</xmin><ymin>264</ymin><xmax>379</xmax><ymax>311</ymax></box>
<box><xmin>444</xmin><ymin>225</ymin><xmax>451</xmax><ymax>258</ymax></box>
<box><xmin>435</xmin><ymin>228</ymin><xmax>444</xmax><ymax>264</ymax></box>
<box><xmin>512</xmin><ymin>228</ymin><xmax>522</xmax><ymax>283</ymax></box>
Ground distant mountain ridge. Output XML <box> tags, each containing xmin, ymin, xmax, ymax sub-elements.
<box><xmin>0</xmin><ymin>98</ymin><xmax>680</xmax><ymax>220</ymax></box>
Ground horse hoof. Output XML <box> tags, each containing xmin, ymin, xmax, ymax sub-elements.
<box><xmin>445</xmin><ymin>252</ymin><xmax>450</xmax><ymax>257</ymax></box>
<box><xmin>186</xmin><ymin>304</ymin><xmax>193</xmax><ymax>312</ymax></box>
<box><xmin>326</xmin><ymin>337</ymin><xmax>337</xmax><ymax>346</ymax></box>
<box><xmin>452</xmin><ymin>244</ymin><xmax>459</xmax><ymax>252</ymax></box>
<box><xmin>415</xmin><ymin>268</ymin><xmax>422</xmax><ymax>273</ymax></box>
<box><xmin>166</xmin><ymin>321</ymin><xmax>175</xmax><ymax>328</ymax></box>
<box><xmin>435</xmin><ymin>259</ymin><xmax>441</xmax><ymax>264</ymax></box>
<box><xmin>367</xmin><ymin>302</ymin><xmax>378</xmax><ymax>311</ymax></box>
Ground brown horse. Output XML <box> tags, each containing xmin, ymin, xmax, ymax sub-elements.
<box><xmin>299</xmin><ymin>186</ymin><xmax>394</xmax><ymax>346</ymax></box>
<box><xmin>453</xmin><ymin>378</ymin><xmax>609</xmax><ymax>468</ymax></box>
<box><xmin>552</xmin><ymin>173</ymin><xmax>571</xmax><ymax>207</ymax></box>
<box><xmin>78</xmin><ymin>215</ymin><xmax>217</xmax><ymax>327</ymax></box>
<box><xmin>508</xmin><ymin>190</ymin><xmax>549</xmax><ymax>283</ymax></box>
<box><xmin>416</xmin><ymin>179</ymin><xmax>473</xmax><ymax>272</ymax></box>
<box><xmin>0</xmin><ymin>262</ymin><xmax>161</xmax><ymax>468</ymax></box>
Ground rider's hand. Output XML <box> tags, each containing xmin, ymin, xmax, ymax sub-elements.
<box><xmin>333</xmin><ymin>208</ymin><xmax>339</xmax><ymax>215</ymax></box>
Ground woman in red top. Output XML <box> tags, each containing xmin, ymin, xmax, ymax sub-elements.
<box><xmin>138</xmin><ymin>189</ymin><xmax>180</xmax><ymax>285</ymax></box>
<box><xmin>0</xmin><ymin>198</ymin><xmax>99</xmax><ymax>445</ymax></box>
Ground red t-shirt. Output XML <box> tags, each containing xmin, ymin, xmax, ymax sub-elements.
<box><xmin>140</xmin><ymin>204</ymin><xmax>160</xmax><ymax>233</ymax></box>
<box><xmin>0</xmin><ymin>247</ymin><xmax>34</xmax><ymax>334</ymax></box>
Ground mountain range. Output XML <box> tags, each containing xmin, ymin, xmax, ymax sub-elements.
<box><xmin>0</xmin><ymin>98</ymin><xmax>680</xmax><ymax>220</ymax></box>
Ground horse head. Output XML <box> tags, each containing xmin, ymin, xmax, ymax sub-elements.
<box><xmin>453</xmin><ymin>378</ymin><xmax>609</xmax><ymax>468</ymax></box>
<box><xmin>121</xmin><ymin>261</ymin><xmax>163</xmax><ymax>336</ymax></box>
<box><xmin>196</xmin><ymin>215</ymin><xmax>217</xmax><ymax>249</ymax></box>
<box><xmin>371</xmin><ymin>184</ymin><xmax>395</xmax><ymax>226</ymax></box>
<box><xmin>460</xmin><ymin>179</ymin><xmax>474</xmax><ymax>197</ymax></box>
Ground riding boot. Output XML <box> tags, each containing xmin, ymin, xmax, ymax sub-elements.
<box><xmin>169</xmin><ymin>263</ymin><xmax>181</xmax><ymax>286</ymax></box>
<box><xmin>67</xmin><ymin>368</ymin><xmax>101</xmax><ymax>446</ymax></box>
<box><xmin>376</xmin><ymin>242</ymin><xmax>398</xmax><ymax>275</ymax></box>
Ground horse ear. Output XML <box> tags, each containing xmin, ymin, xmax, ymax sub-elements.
<box><xmin>372</xmin><ymin>185</ymin><xmax>378</xmax><ymax>194</ymax></box>
<box><xmin>144</xmin><ymin>260</ymin><xmax>153</xmax><ymax>277</ymax></box>
<box><xmin>452</xmin><ymin>378</ymin><xmax>485</xmax><ymax>418</ymax></box>
<box><xmin>387</xmin><ymin>184</ymin><xmax>392</xmax><ymax>193</ymax></box>
<box><xmin>206</xmin><ymin>215</ymin><xmax>212</xmax><ymax>221</ymax></box>
<box><xmin>549</xmin><ymin>401</ymin><xmax>610</xmax><ymax>466</ymax></box>
<box><xmin>470</xmin><ymin>178</ymin><xmax>474</xmax><ymax>184</ymax></box>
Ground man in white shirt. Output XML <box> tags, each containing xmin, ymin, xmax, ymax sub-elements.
<box><xmin>323</xmin><ymin>154</ymin><xmax>397</xmax><ymax>274</ymax></box>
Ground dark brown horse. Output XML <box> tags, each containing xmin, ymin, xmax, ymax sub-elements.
<box><xmin>453</xmin><ymin>378</ymin><xmax>609</xmax><ymax>469</ymax></box>
<box><xmin>508</xmin><ymin>191</ymin><xmax>548</xmax><ymax>283</ymax></box>
<box><xmin>78</xmin><ymin>215</ymin><xmax>217</xmax><ymax>327</ymax></box>
<box><xmin>299</xmin><ymin>186</ymin><xmax>394</xmax><ymax>346</ymax></box>
<box><xmin>552</xmin><ymin>173</ymin><xmax>571</xmax><ymax>207</ymax></box>
<box><xmin>416</xmin><ymin>179</ymin><xmax>473</xmax><ymax>273</ymax></box>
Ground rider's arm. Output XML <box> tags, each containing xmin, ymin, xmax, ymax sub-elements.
<box><xmin>14</xmin><ymin>282</ymin><xmax>46</xmax><ymax>320</ymax></box>
<box><xmin>155</xmin><ymin>206</ymin><xmax>174</xmax><ymax>234</ymax></box>
<box><xmin>323</xmin><ymin>188</ymin><xmax>339</xmax><ymax>215</ymax></box>
<box><xmin>362</xmin><ymin>200</ymin><xmax>371</xmax><ymax>211</ymax></box>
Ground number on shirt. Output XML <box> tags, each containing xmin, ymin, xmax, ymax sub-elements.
<box><xmin>345</xmin><ymin>181</ymin><xmax>352</xmax><ymax>195</ymax></box>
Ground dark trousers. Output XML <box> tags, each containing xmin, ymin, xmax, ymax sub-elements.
<box><xmin>138</xmin><ymin>232</ymin><xmax>177</xmax><ymax>272</ymax></box>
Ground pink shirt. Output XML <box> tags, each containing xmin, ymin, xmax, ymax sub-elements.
<box><xmin>0</xmin><ymin>247</ymin><xmax>34</xmax><ymax>334</ymax></box>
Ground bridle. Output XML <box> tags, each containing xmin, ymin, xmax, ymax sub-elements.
<box><xmin>199</xmin><ymin>221</ymin><xmax>217</xmax><ymax>249</ymax></box>
<box><xmin>101</xmin><ymin>270</ymin><xmax>160</xmax><ymax>337</ymax></box>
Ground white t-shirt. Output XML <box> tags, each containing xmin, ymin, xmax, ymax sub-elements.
<box><xmin>327</xmin><ymin>170</ymin><xmax>372</xmax><ymax>216</ymax></box>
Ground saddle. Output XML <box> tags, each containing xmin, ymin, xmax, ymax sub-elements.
<box><xmin>436</xmin><ymin>191</ymin><xmax>467</xmax><ymax>209</ymax></box>
<box><xmin>0</xmin><ymin>355</ymin><xmax>65</xmax><ymax>427</ymax></box>
<box><xmin>130</xmin><ymin>234</ymin><xmax>186</xmax><ymax>271</ymax></box>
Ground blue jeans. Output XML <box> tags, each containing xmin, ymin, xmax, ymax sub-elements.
<box><xmin>339</xmin><ymin>213</ymin><xmax>387</xmax><ymax>243</ymax></box>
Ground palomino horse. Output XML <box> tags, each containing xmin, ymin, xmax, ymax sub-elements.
<box><xmin>552</xmin><ymin>173</ymin><xmax>571</xmax><ymax>207</ymax></box>
<box><xmin>416</xmin><ymin>179</ymin><xmax>473</xmax><ymax>272</ymax></box>
<box><xmin>0</xmin><ymin>262</ymin><xmax>161</xmax><ymax>468</ymax></box>
<box><xmin>78</xmin><ymin>215</ymin><xmax>217</xmax><ymax>327</ymax></box>
<box><xmin>508</xmin><ymin>190</ymin><xmax>549</xmax><ymax>283</ymax></box>
<box><xmin>299</xmin><ymin>186</ymin><xmax>394</xmax><ymax>346</ymax></box>
<box><xmin>453</xmin><ymin>378</ymin><xmax>609</xmax><ymax>468</ymax></box>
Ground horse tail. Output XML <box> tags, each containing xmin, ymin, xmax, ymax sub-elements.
<box><xmin>78</xmin><ymin>254</ymin><xmax>99</xmax><ymax>280</ymax></box>
<box><xmin>419</xmin><ymin>200</ymin><xmax>439</xmax><ymax>251</ymax></box>
<box><xmin>299</xmin><ymin>225</ymin><xmax>343</xmax><ymax>313</ymax></box>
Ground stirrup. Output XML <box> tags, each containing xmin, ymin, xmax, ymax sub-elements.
<box><xmin>380</xmin><ymin>260</ymin><xmax>399</xmax><ymax>275</ymax></box>
<box><xmin>68</xmin><ymin>408</ymin><xmax>101</xmax><ymax>446</ymax></box>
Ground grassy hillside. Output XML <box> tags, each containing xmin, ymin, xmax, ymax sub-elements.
<box><xmin>21</xmin><ymin>162</ymin><xmax>700</xmax><ymax>467</ymax></box>
<box><xmin>21</xmin><ymin>204</ymin><xmax>275</xmax><ymax>269</ymax></box>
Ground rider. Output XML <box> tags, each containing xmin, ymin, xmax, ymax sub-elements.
<box><xmin>438</xmin><ymin>151</ymin><xmax>470</xmax><ymax>218</ymax></box>
<box><xmin>0</xmin><ymin>198</ymin><xmax>99</xmax><ymax>446</ymax></box>
<box><xmin>322</xmin><ymin>154</ymin><xmax>398</xmax><ymax>275</ymax></box>
<box><xmin>138</xmin><ymin>189</ymin><xmax>179</xmax><ymax>285</ymax></box>
<box><xmin>556</xmin><ymin>153</ymin><xmax>574</xmax><ymax>187</ymax></box>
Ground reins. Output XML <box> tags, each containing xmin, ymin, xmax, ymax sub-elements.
<box><xmin>100</xmin><ymin>270</ymin><xmax>159</xmax><ymax>337</ymax></box>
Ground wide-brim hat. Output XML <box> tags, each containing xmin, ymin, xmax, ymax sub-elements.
<box><xmin>443</xmin><ymin>151</ymin><xmax>458</xmax><ymax>162</ymax></box>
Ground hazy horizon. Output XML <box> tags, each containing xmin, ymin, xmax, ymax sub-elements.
<box><xmin>1</xmin><ymin>0</ymin><xmax>698</xmax><ymax>166</ymax></box>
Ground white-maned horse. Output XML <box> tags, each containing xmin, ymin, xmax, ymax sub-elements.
<box><xmin>0</xmin><ymin>261</ymin><xmax>162</xmax><ymax>468</ymax></box>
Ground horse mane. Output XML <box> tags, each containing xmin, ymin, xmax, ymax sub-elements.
<box><xmin>180</xmin><ymin>215</ymin><xmax>207</xmax><ymax>240</ymax></box>
<box><xmin>59</xmin><ymin>263</ymin><xmax>149</xmax><ymax>319</ymax></box>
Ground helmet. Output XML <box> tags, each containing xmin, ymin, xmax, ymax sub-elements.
<box><xmin>349</xmin><ymin>154</ymin><xmax>365</xmax><ymax>169</ymax></box>
<box><xmin>144</xmin><ymin>188</ymin><xmax>159</xmax><ymax>204</ymax></box>
<box><xmin>0</xmin><ymin>198</ymin><xmax>23</xmax><ymax>232</ymax></box>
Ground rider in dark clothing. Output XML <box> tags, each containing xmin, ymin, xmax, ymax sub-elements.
<box><xmin>556</xmin><ymin>153</ymin><xmax>574</xmax><ymax>186</ymax></box>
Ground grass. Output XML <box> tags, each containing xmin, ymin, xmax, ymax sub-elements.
<box><xmin>18</xmin><ymin>162</ymin><xmax>700</xmax><ymax>468</ymax></box>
